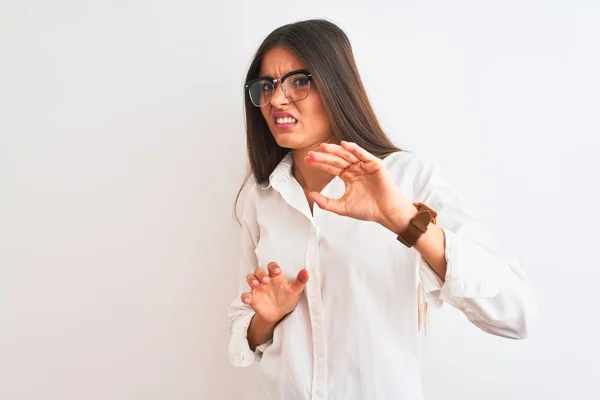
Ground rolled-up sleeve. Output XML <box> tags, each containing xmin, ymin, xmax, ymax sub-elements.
<box><xmin>228</xmin><ymin>184</ymin><xmax>272</xmax><ymax>367</ymax></box>
<box><xmin>414</xmin><ymin>157</ymin><xmax>539</xmax><ymax>339</ymax></box>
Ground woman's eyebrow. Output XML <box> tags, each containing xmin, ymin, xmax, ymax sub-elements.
<box><xmin>257</xmin><ymin>74</ymin><xmax>275</xmax><ymax>81</ymax></box>
<box><xmin>257</xmin><ymin>69</ymin><xmax>306</xmax><ymax>81</ymax></box>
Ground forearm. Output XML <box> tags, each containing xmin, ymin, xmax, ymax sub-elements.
<box><xmin>414</xmin><ymin>225</ymin><xmax>447</xmax><ymax>280</ymax></box>
<box><xmin>247</xmin><ymin>313</ymin><xmax>279</xmax><ymax>351</ymax></box>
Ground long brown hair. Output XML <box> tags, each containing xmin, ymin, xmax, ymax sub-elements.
<box><xmin>235</xmin><ymin>19</ymin><xmax>428</xmax><ymax>331</ymax></box>
<box><xmin>235</xmin><ymin>19</ymin><xmax>401</xmax><ymax>204</ymax></box>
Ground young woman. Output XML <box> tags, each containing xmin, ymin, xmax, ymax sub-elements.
<box><xmin>228</xmin><ymin>19</ymin><xmax>537</xmax><ymax>400</ymax></box>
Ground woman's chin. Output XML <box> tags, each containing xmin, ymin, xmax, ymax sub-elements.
<box><xmin>273</xmin><ymin>133</ymin><xmax>305</xmax><ymax>149</ymax></box>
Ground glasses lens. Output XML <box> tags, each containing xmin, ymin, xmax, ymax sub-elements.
<box><xmin>283</xmin><ymin>73</ymin><xmax>311</xmax><ymax>101</ymax></box>
<box><xmin>248</xmin><ymin>80</ymin><xmax>273</xmax><ymax>107</ymax></box>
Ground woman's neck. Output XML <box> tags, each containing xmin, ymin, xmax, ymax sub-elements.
<box><xmin>292</xmin><ymin>137</ymin><xmax>339</xmax><ymax>194</ymax></box>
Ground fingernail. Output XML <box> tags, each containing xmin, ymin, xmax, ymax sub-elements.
<box><xmin>274</xmin><ymin>267</ymin><xmax>281</xmax><ymax>274</ymax></box>
<box><xmin>262</xmin><ymin>277</ymin><xmax>269</xmax><ymax>283</ymax></box>
<box><xmin>252</xmin><ymin>280</ymin><xmax>259</xmax><ymax>286</ymax></box>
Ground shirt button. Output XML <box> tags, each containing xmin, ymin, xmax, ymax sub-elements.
<box><xmin>311</xmin><ymin>226</ymin><xmax>317</xmax><ymax>236</ymax></box>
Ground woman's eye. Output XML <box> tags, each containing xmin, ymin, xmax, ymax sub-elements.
<box><xmin>294</xmin><ymin>78</ymin><xmax>309</xmax><ymax>87</ymax></box>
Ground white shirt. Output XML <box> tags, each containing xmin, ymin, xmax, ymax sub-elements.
<box><xmin>228</xmin><ymin>151</ymin><xmax>538</xmax><ymax>400</ymax></box>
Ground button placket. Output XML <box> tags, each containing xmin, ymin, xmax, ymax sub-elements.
<box><xmin>305</xmin><ymin>223</ymin><xmax>327</xmax><ymax>400</ymax></box>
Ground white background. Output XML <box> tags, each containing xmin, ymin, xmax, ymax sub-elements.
<box><xmin>1</xmin><ymin>1</ymin><xmax>598</xmax><ymax>399</ymax></box>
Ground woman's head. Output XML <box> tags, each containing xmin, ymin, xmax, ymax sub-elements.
<box><xmin>243</xmin><ymin>19</ymin><xmax>401</xmax><ymax>185</ymax></box>
<box><xmin>251</xmin><ymin>46</ymin><xmax>333</xmax><ymax>151</ymax></box>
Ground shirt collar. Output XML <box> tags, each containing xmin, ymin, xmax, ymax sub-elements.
<box><xmin>260</xmin><ymin>151</ymin><xmax>294</xmax><ymax>191</ymax></box>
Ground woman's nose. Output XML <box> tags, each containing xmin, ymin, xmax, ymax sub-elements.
<box><xmin>270</xmin><ymin>83</ymin><xmax>289</xmax><ymax>108</ymax></box>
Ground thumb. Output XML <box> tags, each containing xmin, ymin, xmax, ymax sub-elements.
<box><xmin>309</xmin><ymin>192</ymin><xmax>345</xmax><ymax>215</ymax></box>
<box><xmin>290</xmin><ymin>268</ymin><xmax>310</xmax><ymax>293</ymax></box>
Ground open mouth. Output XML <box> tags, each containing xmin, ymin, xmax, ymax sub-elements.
<box><xmin>274</xmin><ymin>116</ymin><xmax>298</xmax><ymax>128</ymax></box>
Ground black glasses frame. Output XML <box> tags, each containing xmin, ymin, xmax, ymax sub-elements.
<box><xmin>245</xmin><ymin>69</ymin><xmax>313</xmax><ymax>107</ymax></box>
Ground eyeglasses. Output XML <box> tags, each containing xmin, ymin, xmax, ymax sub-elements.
<box><xmin>245</xmin><ymin>69</ymin><xmax>313</xmax><ymax>107</ymax></box>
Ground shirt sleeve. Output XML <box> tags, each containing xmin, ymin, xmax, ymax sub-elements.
<box><xmin>412</xmin><ymin>157</ymin><xmax>539</xmax><ymax>339</ymax></box>
<box><xmin>228</xmin><ymin>184</ymin><xmax>272</xmax><ymax>367</ymax></box>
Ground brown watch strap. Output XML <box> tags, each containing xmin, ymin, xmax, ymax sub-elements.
<box><xmin>396</xmin><ymin>203</ymin><xmax>437</xmax><ymax>248</ymax></box>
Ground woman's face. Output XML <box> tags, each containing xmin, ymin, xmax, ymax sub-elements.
<box><xmin>258</xmin><ymin>46</ymin><xmax>334</xmax><ymax>150</ymax></box>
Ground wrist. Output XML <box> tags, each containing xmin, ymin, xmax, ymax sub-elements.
<box><xmin>248</xmin><ymin>313</ymin><xmax>278</xmax><ymax>351</ymax></box>
<box><xmin>253</xmin><ymin>313</ymin><xmax>282</xmax><ymax>327</ymax></box>
<box><xmin>379</xmin><ymin>203</ymin><xmax>419</xmax><ymax>234</ymax></box>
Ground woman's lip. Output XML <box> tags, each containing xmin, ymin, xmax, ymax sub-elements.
<box><xmin>274</xmin><ymin>122</ymin><xmax>298</xmax><ymax>129</ymax></box>
<box><xmin>272</xmin><ymin>112</ymin><xmax>297</xmax><ymax>119</ymax></box>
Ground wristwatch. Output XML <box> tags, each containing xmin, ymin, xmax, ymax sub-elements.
<box><xmin>396</xmin><ymin>202</ymin><xmax>437</xmax><ymax>248</ymax></box>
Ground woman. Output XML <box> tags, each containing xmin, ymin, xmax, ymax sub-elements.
<box><xmin>228</xmin><ymin>19</ymin><xmax>537</xmax><ymax>400</ymax></box>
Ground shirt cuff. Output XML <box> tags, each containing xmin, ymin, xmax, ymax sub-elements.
<box><xmin>419</xmin><ymin>228</ymin><xmax>502</xmax><ymax>308</ymax></box>
<box><xmin>228</xmin><ymin>311</ymin><xmax>272</xmax><ymax>367</ymax></box>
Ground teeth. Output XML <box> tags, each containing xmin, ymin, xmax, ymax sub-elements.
<box><xmin>276</xmin><ymin>117</ymin><xmax>297</xmax><ymax>124</ymax></box>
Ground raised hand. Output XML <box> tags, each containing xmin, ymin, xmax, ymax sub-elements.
<box><xmin>305</xmin><ymin>141</ymin><xmax>417</xmax><ymax>233</ymax></box>
<box><xmin>241</xmin><ymin>262</ymin><xmax>309</xmax><ymax>324</ymax></box>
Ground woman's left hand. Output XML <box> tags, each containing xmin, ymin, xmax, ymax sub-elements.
<box><xmin>306</xmin><ymin>141</ymin><xmax>417</xmax><ymax>233</ymax></box>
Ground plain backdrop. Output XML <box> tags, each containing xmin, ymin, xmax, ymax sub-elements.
<box><xmin>1</xmin><ymin>1</ymin><xmax>599</xmax><ymax>399</ymax></box>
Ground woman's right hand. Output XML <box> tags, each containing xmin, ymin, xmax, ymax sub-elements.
<box><xmin>241</xmin><ymin>262</ymin><xmax>309</xmax><ymax>324</ymax></box>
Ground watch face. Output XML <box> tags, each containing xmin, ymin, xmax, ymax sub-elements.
<box><xmin>414</xmin><ymin>203</ymin><xmax>437</xmax><ymax>222</ymax></box>
<box><xmin>414</xmin><ymin>210</ymin><xmax>431</xmax><ymax>231</ymax></box>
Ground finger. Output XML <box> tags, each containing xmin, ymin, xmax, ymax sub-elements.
<box><xmin>305</xmin><ymin>159</ymin><xmax>344</xmax><ymax>176</ymax></box>
<box><xmin>267</xmin><ymin>262</ymin><xmax>282</xmax><ymax>277</ymax></box>
<box><xmin>322</xmin><ymin>143</ymin><xmax>360</xmax><ymax>163</ymax></box>
<box><xmin>253</xmin><ymin>267</ymin><xmax>270</xmax><ymax>284</ymax></box>
<box><xmin>309</xmin><ymin>192</ymin><xmax>346</xmax><ymax>215</ymax></box>
<box><xmin>307</xmin><ymin>151</ymin><xmax>352</xmax><ymax>169</ymax></box>
<box><xmin>246</xmin><ymin>274</ymin><xmax>260</xmax><ymax>288</ymax></box>
<box><xmin>319</xmin><ymin>142</ymin><xmax>360</xmax><ymax>164</ymax></box>
<box><xmin>290</xmin><ymin>268</ymin><xmax>310</xmax><ymax>293</ymax></box>
<box><xmin>341</xmin><ymin>141</ymin><xmax>377</xmax><ymax>163</ymax></box>
<box><xmin>241</xmin><ymin>292</ymin><xmax>252</xmax><ymax>305</ymax></box>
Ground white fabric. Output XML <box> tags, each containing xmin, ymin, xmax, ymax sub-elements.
<box><xmin>228</xmin><ymin>151</ymin><xmax>538</xmax><ymax>400</ymax></box>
